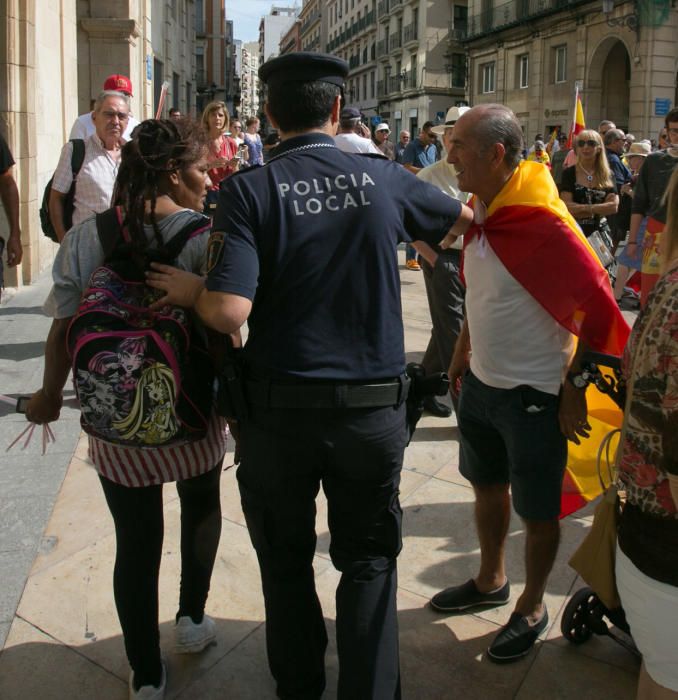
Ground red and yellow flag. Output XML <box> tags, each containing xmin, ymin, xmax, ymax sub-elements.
<box><xmin>565</xmin><ymin>91</ymin><xmax>586</xmax><ymax>149</ymax></box>
<box><xmin>464</xmin><ymin>161</ymin><xmax>629</xmax><ymax>357</ymax></box>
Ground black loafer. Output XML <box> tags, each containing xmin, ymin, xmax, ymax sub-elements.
<box><xmin>423</xmin><ymin>396</ymin><xmax>452</xmax><ymax>417</ymax></box>
<box><xmin>487</xmin><ymin>608</ymin><xmax>549</xmax><ymax>664</ymax></box>
<box><xmin>430</xmin><ymin>578</ymin><xmax>511</xmax><ymax>613</ymax></box>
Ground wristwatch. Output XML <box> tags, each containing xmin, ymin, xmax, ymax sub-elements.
<box><xmin>567</xmin><ymin>371</ymin><xmax>588</xmax><ymax>389</ymax></box>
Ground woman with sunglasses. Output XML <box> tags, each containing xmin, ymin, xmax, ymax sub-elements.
<box><xmin>558</xmin><ymin>129</ymin><xmax>619</xmax><ymax>240</ymax></box>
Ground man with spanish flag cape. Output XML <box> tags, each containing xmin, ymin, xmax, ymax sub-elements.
<box><xmin>429</xmin><ymin>105</ymin><xmax>630</xmax><ymax>664</ymax></box>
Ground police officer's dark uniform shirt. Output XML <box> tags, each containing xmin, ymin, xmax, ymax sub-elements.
<box><xmin>207</xmin><ymin>132</ymin><xmax>461</xmax><ymax>380</ymax></box>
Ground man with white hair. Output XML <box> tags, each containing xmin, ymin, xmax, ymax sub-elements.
<box><xmin>49</xmin><ymin>90</ymin><xmax>130</xmax><ymax>241</ymax></box>
<box><xmin>69</xmin><ymin>74</ymin><xmax>140</xmax><ymax>141</ymax></box>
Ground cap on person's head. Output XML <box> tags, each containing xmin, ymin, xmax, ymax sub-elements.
<box><xmin>375</xmin><ymin>123</ymin><xmax>390</xmax><ymax>133</ymax></box>
<box><xmin>535</xmin><ymin>140</ymin><xmax>545</xmax><ymax>150</ymax></box>
<box><xmin>627</xmin><ymin>141</ymin><xmax>651</xmax><ymax>157</ymax></box>
<box><xmin>259</xmin><ymin>51</ymin><xmax>349</xmax><ymax>90</ymax></box>
<box><xmin>431</xmin><ymin>106</ymin><xmax>470</xmax><ymax>135</ymax></box>
<box><xmin>103</xmin><ymin>74</ymin><xmax>133</xmax><ymax>97</ymax></box>
<box><xmin>340</xmin><ymin>106</ymin><xmax>361</xmax><ymax>120</ymax></box>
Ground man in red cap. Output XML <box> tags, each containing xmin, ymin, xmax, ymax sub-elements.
<box><xmin>69</xmin><ymin>74</ymin><xmax>140</xmax><ymax>141</ymax></box>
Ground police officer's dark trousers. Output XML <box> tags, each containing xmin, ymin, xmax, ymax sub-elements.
<box><xmin>420</xmin><ymin>250</ymin><xmax>465</xmax><ymax>413</ymax></box>
<box><xmin>237</xmin><ymin>402</ymin><xmax>407</xmax><ymax>700</ymax></box>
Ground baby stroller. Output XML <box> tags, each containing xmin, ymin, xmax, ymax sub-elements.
<box><xmin>559</xmin><ymin>352</ymin><xmax>640</xmax><ymax>658</ymax></box>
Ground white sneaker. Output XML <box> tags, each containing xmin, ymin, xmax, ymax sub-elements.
<box><xmin>174</xmin><ymin>614</ymin><xmax>217</xmax><ymax>654</ymax></box>
<box><xmin>129</xmin><ymin>661</ymin><xmax>166</xmax><ymax>700</ymax></box>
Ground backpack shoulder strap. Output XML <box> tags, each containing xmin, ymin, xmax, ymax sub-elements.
<box><xmin>162</xmin><ymin>214</ymin><xmax>211</xmax><ymax>262</ymax></box>
<box><xmin>96</xmin><ymin>206</ymin><xmax>125</xmax><ymax>259</ymax></box>
<box><xmin>70</xmin><ymin>139</ymin><xmax>85</xmax><ymax>177</ymax></box>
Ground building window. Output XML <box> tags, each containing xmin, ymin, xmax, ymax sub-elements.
<box><xmin>518</xmin><ymin>54</ymin><xmax>528</xmax><ymax>89</ymax></box>
<box><xmin>481</xmin><ymin>62</ymin><xmax>495</xmax><ymax>94</ymax></box>
<box><xmin>555</xmin><ymin>45</ymin><xmax>567</xmax><ymax>83</ymax></box>
<box><xmin>363</xmin><ymin>73</ymin><xmax>367</xmax><ymax>100</ymax></box>
<box><xmin>371</xmin><ymin>70</ymin><xmax>375</xmax><ymax>97</ymax></box>
<box><xmin>450</xmin><ymin>53</ymin><xmax>465</xmax><ymax>89</ymax></box>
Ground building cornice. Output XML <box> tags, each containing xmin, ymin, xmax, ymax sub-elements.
<box><xmin>80</xmin><ymin>18</ymin><xmax>141</xmax><ymax>43</ymax></box>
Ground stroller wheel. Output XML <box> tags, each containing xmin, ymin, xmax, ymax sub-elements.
<box><xmin>561</xmin><ymin>587</ymin><xmax>596</xmax><ymax>644</ymax></box>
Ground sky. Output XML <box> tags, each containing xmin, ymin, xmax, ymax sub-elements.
<box><xmin>227</xmin><ymin>0</ymin><xmax>300</xmax><ymax>43</ymax></box>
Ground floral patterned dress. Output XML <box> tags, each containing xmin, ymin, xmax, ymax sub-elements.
<box><xmin>617</xmin><ymin>261</ymin><xmax>678</xmax><ymax>584</ymax></box>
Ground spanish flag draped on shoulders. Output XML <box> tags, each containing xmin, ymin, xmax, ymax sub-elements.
<box><xmin>462</xmin><ymin>160</ymin><xmax>629</xmax><ymax>356</ymax></box>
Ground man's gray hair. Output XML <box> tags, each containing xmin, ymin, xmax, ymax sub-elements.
<box><xmin>603</xmin><ymin>128</ymin><xmax>625</xmax><ymax>146</ymax></box>
<box><xmin>473</xmin><ymin>104</ymin><xmax>524</xmax><ymax>168</ymax></box>
<box><xmin>94</xmin><ymin>90</ymin><xmax>131</xmax><ymax>112</ymax></box>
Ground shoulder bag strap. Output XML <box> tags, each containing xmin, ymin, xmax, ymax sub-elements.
<box><xmin>70</xmin><ymin>139</ymin><xmax>85</xmax><ymax>177</ymax></box>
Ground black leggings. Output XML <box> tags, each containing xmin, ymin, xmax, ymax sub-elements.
<box><xmin>99</xmin><ymin>463</ymin><xmax>223</xmax><ymax>688</ymax></box>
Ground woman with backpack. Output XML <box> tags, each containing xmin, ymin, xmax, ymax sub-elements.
<box><xmin>25</xmin><ymin>119</ymin><xmax>230</xmax><ymax>700</ymax></box>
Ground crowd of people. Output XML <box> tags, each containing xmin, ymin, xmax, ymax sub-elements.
<box><xmin>0</xmin><ymin>57</ymin><xmax>674</xmax><ymax>700</ymax></box>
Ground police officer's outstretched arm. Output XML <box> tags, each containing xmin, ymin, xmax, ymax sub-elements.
<box><xmin>146</xmin><ymin>263</ymin><xmax>252</xmax><ymax>334</ymax></box>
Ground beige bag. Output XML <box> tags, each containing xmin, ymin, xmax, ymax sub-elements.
<box><xmin>568</xmin><ymin>484</ymin><xmax>622</xmax><ymax>609</ymax></box>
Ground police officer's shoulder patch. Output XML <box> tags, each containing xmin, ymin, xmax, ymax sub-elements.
<box><xmin>206</xmin><ymin>231</ymin><xmax>226</xmax><ymax>274</ymax></box>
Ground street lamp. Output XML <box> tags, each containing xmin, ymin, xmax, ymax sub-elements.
<box><xmin>601</xmin><ymin>0</ymin><xmax>640</xmax><ymax>39</ymax></box>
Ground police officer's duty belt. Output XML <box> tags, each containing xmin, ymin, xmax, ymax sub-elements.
<box><xmin>246</xmin><ymin>377</ymin><xmax>409</xmax><ymax>409</ymax></box>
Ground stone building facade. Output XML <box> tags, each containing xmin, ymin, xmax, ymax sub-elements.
<box><xmin>299</xmin><ymin>0</ymin><xmax>325</xmax><ymax>53</ymax></box>
<box><xmin>326</xmin><ymin>0</ymin><xmax>379</xmax><ymax>116</ymax></box>
<box><xmin>240</xmin><ymin>42</ymin><xmax>260</xmax><ymax>120</ymax></box>
<box><xmin>376</xmin><ymin>0</ymin><xmax>468</xmax><ymax>137</ymax></box>
<box><xmin>464</xmin><ymin>0</ymin><xmax>677</xmax><ymax>143</ymax></box>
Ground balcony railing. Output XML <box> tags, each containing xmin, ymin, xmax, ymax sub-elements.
<box><xmin>377</xmin><ymin>79</ymin><xmax>387</xmax><ymax>97</ymax></box>
<box><xmin>388</xmin><ymin>75</ymin><xmax>401</xmax><ymax>93</ymax></box>
<box><xmin>390</xmin><ymin>0</ymin><xmax>404</xmax><ymax>12</ymax></box>
<box><xmin>389</xmin><ymin>33</ymin><xmax>402</xmax><ymax>51</ymax></box>
<box><xmin>301</xmin><ymin>8</ymin><xmax>321</xmax><ymax>33</ymax></box>
<box><xmin>403</xmin><ymin>23</ymin><xmax>417</xmax><ymax>44</ymax></box>
<box><xmin>466</xmin><ymin>0</ymin><xmax>590</xmax><ymax>39</ymax></box>
<box><xmin>377</xmin><ymin>39</ymin><xmax>387</xmax><ymax>57</ymax></box>
<box><xmin>377</xmin><ymin>0</ymin><xmax>388</xmax><ymax>17</ymax></box>
<box><xmin>448</xmin><ymin>23</ymin><xmax>468</xmax><ymax>41</ymax></box>
<box><xmin>349</xmin><ymin>55</ymin><xmax>360</xmax><ymax>69</ymax></box>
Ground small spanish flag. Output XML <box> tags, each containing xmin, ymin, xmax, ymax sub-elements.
<box><xmin>565</xmin><ymin>91</ymin><xmax>586</xmax><ymax>149</ymax></box>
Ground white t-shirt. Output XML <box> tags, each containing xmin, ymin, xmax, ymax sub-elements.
<box><xmin>465</xmin><ymin>200</ymin><xmax>574</xmax><ymax>395</ymax></box>
<box><xmin>69</xmin><ymin>112</ymin><xmax>140</xmax><ymax>142</ymax></box>
<box><xmin>416</xmin><ymin>160</ymin><xmax>468</xmax><ymax>250</ymax></box>
<box><xmin>334</xmin><ymin>132</ymin><xmax>383</xmax><ymax>155</ymax></box>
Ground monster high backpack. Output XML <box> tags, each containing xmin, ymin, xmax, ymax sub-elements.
<box><xmin>67</xmin><ymin>206</ymin><xmax>214</xmax><ymax>447</ymax></box>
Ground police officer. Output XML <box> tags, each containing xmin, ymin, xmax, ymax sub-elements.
<box><xmin>147</xmin><ymin>52</ymin><xmax>472</xmax><ymax>699</ymax></box>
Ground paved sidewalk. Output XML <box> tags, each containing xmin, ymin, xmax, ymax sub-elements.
<box><xmin>0</xmin><ymin>256</ymin><xmax>640</xmax><ymax>698</ymax></box>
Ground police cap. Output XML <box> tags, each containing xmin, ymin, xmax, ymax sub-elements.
<box><xmin>259</xmin><ymin>52</ymin><xmax>349</xmax><ymax>89</ymax></box>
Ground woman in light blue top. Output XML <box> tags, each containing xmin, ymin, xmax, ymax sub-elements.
<box><xmin>243</xmin><ymin>116</ymin><xmax>264</xmax><ymax>166</ymax></box>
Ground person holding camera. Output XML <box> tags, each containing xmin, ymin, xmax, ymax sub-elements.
<box><xmin>334</xmin><ymin>106</ymin><xmax>382</xmax><ymax>155</ymax></box>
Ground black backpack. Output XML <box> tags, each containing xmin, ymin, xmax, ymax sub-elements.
<box><xmin>67</xmin><ymin>207</ymin><xmax>215</xmax><ymax>447</ymax></box>
<box><xmin>40</xmin><ymin>139</ymin><xmax>85</xmax><ymax>242</ymax></box>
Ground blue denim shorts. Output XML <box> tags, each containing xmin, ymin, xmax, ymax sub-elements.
<box><xmin>458</xmin><ymin>371</ymin><xmax>567</xmax><ymax>521</ymax></box>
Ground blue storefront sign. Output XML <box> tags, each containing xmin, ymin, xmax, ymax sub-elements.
<box><xmin>655</xmin><ymin>98</ymin><xmax>672</xmax><ymax>116</ymax></box>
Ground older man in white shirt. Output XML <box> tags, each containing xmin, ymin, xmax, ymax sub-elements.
<box><xmin>49</xmin><ymin>90</ymin><xmax>130</xmax><ymax>241</ymax></box>
<box><xmin>412</xmin><ymin>106</ymin><xmax>469</xmax><ymax>417</ymax></box>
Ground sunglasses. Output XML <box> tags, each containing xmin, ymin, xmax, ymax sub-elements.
<box><xmin>577</xmin><ymin>139</ymin><xmax>599</xmax><ymax>148</ymax></box>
